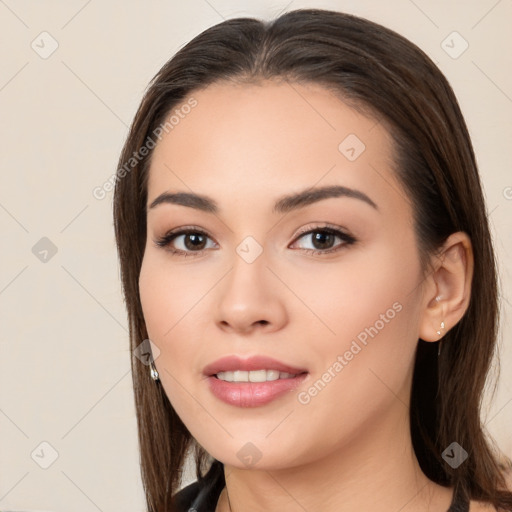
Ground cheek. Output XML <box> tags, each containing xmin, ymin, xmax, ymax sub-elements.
<box><xmin>138</xmin><ymin>252</ymin><xmax>217</xmax><ymax>386</ymax></box>
<box><xmin>283</xmin><ymin>244</ymin><xmax>418</xmax><ymax>343</ymax></box>
<box><xmin>139</xmin><ymin>257</ymin><xmax>168</xmax><ymax>341</ymax></box>
<box><xmin>139</xmin><ymin>257</ymin><xmax>201</xmax><ymax>415</ymax></box>
<box><xmin>288</xmin><ymin>244</ymin><xmax>422</xmax><ymax>406</ymax></box>
<box><xmin>291</xmin><ymin>284</ymin><xmax>420</xmax><ymax>460</ymax></box>
<box><xmin>139</xmin><ymin>251</ymin><xmax>209</xmax><ymax>340</ymax></box>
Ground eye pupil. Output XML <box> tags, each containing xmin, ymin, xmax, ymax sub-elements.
<box><xmin>185</xmin><ymin>233</ymin><xmax>206</xmax><ymax>250</ymax></box>
<box><xmin>312</xmin><ymin>231</ymin><xmax>334</xmax><ymax>249</ymax></box>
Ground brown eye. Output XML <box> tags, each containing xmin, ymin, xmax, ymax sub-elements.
<box><xmin>291</xmin><ymin>227</ymin><xmax>356</xmax><ymax>255</ymax></box>
<box><xmin>154</xmin><ymin>228</ymin><xmax>217</xmax><ymax>256</ymax></box>
<box><xmin>182</xmin><ymin>233</ymin><xmax>208</xmax><ymax>250</ymax></box>
<box><xmin>310</xmin><ymin>231</ymin><xmax>336</xmax><ymax>250</ymax></box>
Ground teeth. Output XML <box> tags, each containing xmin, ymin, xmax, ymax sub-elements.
<box><xmin>216</xmin><ymin>370</ymin><xmax>297</xmax><ymax>382</ymax></box>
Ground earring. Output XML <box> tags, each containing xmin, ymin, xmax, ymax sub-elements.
<box><xmin>434</xmin><ymin>296</ymin><xmax>444</xmax><ymax>356</ymax></box>
<box><xmin>150</xmin><ymin>361</ymin><xmax>160</xmax><ymax>381</ymax></box>
<box><xmin>437</xmin><ymin>321</ymin><xmax>445</xmax><ymax>356</ymax></box>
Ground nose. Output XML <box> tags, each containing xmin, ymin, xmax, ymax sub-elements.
<box><xmin>214</xmin><ymin>251</ymin><xmax>288</xmax><ymax>335</ymax></box>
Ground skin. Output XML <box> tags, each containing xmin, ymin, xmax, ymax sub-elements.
<box><xmin>138</xmin><ymin>81</ymin><xmax>479</xmax><ymax>511</ymax></box>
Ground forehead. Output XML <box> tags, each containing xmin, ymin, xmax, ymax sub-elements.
<box><xmin>146</xmin><ymin>80</ymin><xmax>407</xmax><ymax>216</ymax></box>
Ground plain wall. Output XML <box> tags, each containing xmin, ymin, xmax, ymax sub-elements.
<box><xmin>1</xmin><ymin>1</ymin><xmax>510</xmax><ymax>510</ymax></box>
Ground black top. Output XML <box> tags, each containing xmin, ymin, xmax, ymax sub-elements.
<box><xmin>173</xmin><ymin>459</ymin><xmax>470</xmax><ymax>512</ymax></box>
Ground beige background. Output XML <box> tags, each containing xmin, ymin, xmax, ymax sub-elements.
<box><xmin>0</xmin><ymin>0</ymin><xmax>510</xmax><ymax>510</ymax></box>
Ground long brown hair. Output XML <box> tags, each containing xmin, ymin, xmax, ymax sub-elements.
<box><xmin>113</xmin><ymin>8</ymin><xmax>512</xmax><ymax>511</ymax></box>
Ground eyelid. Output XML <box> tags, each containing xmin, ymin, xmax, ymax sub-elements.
<box><xmin>154</xmin><ymin>222</ymin><xmax>356</xmax><ymax>256</ymax></box>
<box><xmin>153</xmin><ymin>225</ymin><xmax>218</xmax><ymax>251</ymax></box>
<box><xmin>289</xmin><ymin>222</ymin><xmax>356</xmax><ymax>250</ymax></box>
<box><xmin>290</xmin><ymin>222</ymin><xmax>354</xmax><ymax>241</ymax></box>
<box><xmin>159</xmin><ymin>224</ymin><xmax>212</xmax><ymax>239</ymax></box>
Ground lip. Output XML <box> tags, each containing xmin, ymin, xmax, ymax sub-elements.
<box><xmin>206</xmin><ymin>374</ymin><xmax>308</xmax><ymax>407</ymax></box>
<box><xmin>203</xmin><ymin>355</ymin><xmax>309</xmax><ymax>408</ymax></box>
<box><xmin>203</xmin><ymin>355</ymin><xmax>308</xmax><ymax>377</ymax></box>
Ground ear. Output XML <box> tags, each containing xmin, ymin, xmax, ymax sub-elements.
<box><xmin>418</xmin><ymin>231</ymin><xmax>474</xmax><ymax>342</ymax></box>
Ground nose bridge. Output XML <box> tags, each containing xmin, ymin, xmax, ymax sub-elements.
<box><xmin>223</xmin><ymin>238</ymin><xmax>270</xmax><ymax>308</ymax></box>
<box><xmin>214</xmin><ymin>236</ymin><xmax>287</xmax><ymax>332</ymax></box>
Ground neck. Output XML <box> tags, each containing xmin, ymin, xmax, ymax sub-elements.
<box><xmin>216</xmin><ymin>403</ymin><xmax>453</xmax><ymax>512</ymax></box>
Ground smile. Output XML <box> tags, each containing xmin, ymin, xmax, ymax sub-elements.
<box><xmin>215</xmin><ymin>370</ymin><xmax>299</xmax><ymax>382</ymax></box>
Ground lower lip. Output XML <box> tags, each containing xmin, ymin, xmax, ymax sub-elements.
<box><xmin>206</xmin><ymin>373</ymin><xmax>308</xmax><ymax>407</ymax></box>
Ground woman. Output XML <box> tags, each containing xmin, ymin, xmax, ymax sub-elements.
<box><xmin>113</xmin><ymin>8</ymin><xmax>512</xmax><ymax>512</ymax></box>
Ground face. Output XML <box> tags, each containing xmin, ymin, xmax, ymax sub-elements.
<box><xmin>139</xmin><ymin>80</ymin><xmax>428</xmax><ymax>469</ymax></box>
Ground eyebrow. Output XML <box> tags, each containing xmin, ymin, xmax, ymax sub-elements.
<box><xmin>147</xmin><ymin>185</ymin><xmax>378</xmax><ymax>215</ymax></box>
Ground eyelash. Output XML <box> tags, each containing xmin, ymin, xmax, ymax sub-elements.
<box><xmin>153</xmin><ymin>223</ymin><xmax>357</xmax><ymax>258</ymax></box>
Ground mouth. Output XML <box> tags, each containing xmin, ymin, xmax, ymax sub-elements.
<box><xmin>203</xmin><ymin>354</ymin><xmax>308</xmax><ymax>378</ymax></box>
<box><xmin>214</xmin><ymin>369</ymin><xmax>305</xmax><ymax>382</ymax></box>
<box><xmin>203</xmin><ymin>355</ymin><xmax>309</xmax><ymax>407</ymax></box>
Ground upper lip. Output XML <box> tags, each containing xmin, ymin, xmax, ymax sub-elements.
<box><xmin>203</xmin><ymin>355</ymin><xmax>308</xmax><ymax>376</ymax></box>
